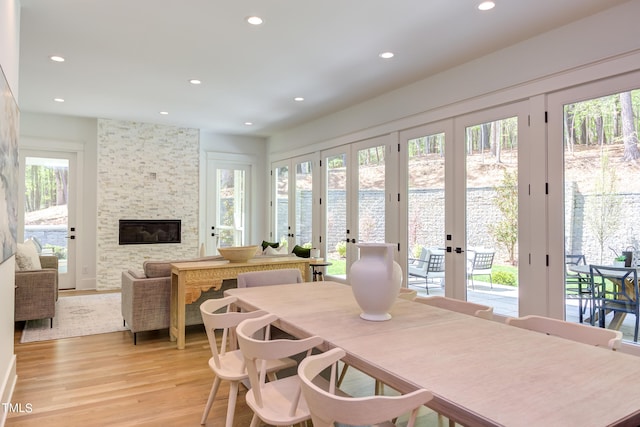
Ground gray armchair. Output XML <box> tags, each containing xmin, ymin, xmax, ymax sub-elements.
<box><xmin>15</xmin><ymin>255</ymin><xmax>59</xmax><ymax>327</ymax></box>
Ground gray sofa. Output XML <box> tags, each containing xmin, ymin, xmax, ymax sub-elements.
<box><xmin>15</xmin><ymin>255</ymin><xmax>59</xmax><ymax>327</ymax></box>
<box><xmin>121</xmin><ymin>255</ymin><xmax>236</xmax><ymax>344</ymax></box>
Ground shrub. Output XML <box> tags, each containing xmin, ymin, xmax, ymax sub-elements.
<box><xmin>335</xmin><ymin>241</ymin><xmax>347</xmax><ymax>258</ymax></box>
<box><xmin>492</xmin><ymin>271</ymin><xmax>516</xmax><ymax>286</ymax></box>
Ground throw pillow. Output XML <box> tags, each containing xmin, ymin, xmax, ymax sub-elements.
<box><xmin>261</xmin><ymin>240</ymin><xmax>279</xmax><ymax>250</ymax></box>
<box><xmin>264</xmin><ymin>245</ymin><xmax>288</xmax><ymax>256</ymax></box>
<box><xmin>16</xmin><ymin>240</ymin><xmax>42</xmax><ymax>271</ymax></box>
<box><xmin>292</xmin><ymin>245</ymin><xmax>311</xmax><ymax>258</ymax></box>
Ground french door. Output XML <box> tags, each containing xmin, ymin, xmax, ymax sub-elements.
<box><xmin>19</xmin><ymin>150</ymin><xmax>77</xmax><ymax>289</ymax></box>
<box><xmin>321</xmin><ymin>135</ymin><xmax>391</xmax><ymax>282</ymax></box>
<box><xmin>453</xmin><ymin>103</ymin><xmax>529</xmax><ymax>316</ymax></box>
<box><xmin>399</xmin><ymin>122</ymin><xmax>451</xmax><ymax>295</ymax></box>
<box><xmin>206</xmin><ymin>157</ymin><xmax>251</xmax><ymax>254</ymax></box>
<box><xmin>272</xmin><ymin>155</ymin><xmax>317</xmax><ymax>251</ymax></box>
<box><xmin>548</xmin><ymin>70</ymin><xmax>640</xmax><ymax>331</ymax></box>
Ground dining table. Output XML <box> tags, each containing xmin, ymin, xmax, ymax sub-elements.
<box><xmin>225</xmin><ymin>281</ymin><xmax>640</xmax><ymax>426</ymax></box>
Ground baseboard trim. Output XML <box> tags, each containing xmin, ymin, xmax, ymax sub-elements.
<box><xmin>0</xmin><ymin>354</ymin><xmax>17</xmax><ymax>427</ymax></box>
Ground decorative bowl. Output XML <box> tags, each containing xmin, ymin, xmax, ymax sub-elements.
<box><xmin>218</xmin><ymin>245</ymin><xmax>260</xmax><ymax>263</ymax></box>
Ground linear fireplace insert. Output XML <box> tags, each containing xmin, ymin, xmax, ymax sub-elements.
<box><xmin>119</xmin><ymin>219</ymin><xmax>181</xmax><ymax>245</ymax></box>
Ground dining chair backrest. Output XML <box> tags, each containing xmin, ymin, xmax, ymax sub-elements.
<box><xmin>506</xmin><ymin>315</ymin><xmax>622</xmax><ymax>350</ymax></box>
<box><xmin>565</xmin><ymin>254</ymin><xmax>586</xmax><ymax>268</ymax></box>
<box><xmin>199</xmin><ymin>297</ymin><xmax>297</xmax><ymax>427</ymax></box>
<box><xmin>237</xmin><ymin>268</ymin><xmax>303</xmax><ymax>288</ymax></box>
<box><xmin>298</xmin><ymin>347</ymin><xmax>433</xmax><ymax>427</ymax></box>
<box><xmin>590</xmin><ymin>265</ymin><xmax>640</xmax><ymax>306</ymax></box>
<box><xmin>426</xmin><ymin>253</ymin><xmax>445</xmax><ymax>273</ymax></box>
<box><xmin>236</xmin><ymin>313</ymin><xmax>324</xmax><ymax>425</ymax></box>
<box><xmin>414</xmin><ymin>295</ymin><xmax>493</xmax><ymax>320</ymax></box>
<box><xmin>470</xmin><ymin>251</ymin><xmax>495</xmax><ymax>271</ymax></box>
<box><xmin>199</xmin><ymin>296</ymin><xmax>267</xmax><ymax>369</ymax></box>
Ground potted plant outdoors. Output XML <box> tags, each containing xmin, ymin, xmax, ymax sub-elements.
<box><xmin>614</xmin><ymin>255</ymin><xmax>627</xmax><ymax>267</ymax></box>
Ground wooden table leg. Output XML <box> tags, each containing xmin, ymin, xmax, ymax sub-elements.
<box><xmin>170</xmin><ymin>271</ymin><xmax>187</xmax><ymax>349</ymax></box>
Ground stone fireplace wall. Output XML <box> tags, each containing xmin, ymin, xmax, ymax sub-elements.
<box><xmin>96</xmin><ymin>119</ymin><xmax>199</xmax><ymax>289</ymax></box>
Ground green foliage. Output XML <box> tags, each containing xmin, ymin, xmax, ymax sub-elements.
<box><xmin>335</xmin><ymin>240</ymin><xmax>347</xmax><ymax>258</ymax></box>
<box><xmin>585</xmin><ymin>154</ymin><xmax>620</xmax><ymax>263</ymax></box>
<box><xmin>492</xmin><ymin>270</ymin><xmax>517</xmax><ymax>286</ymax></box>
<box><xmin>488</xmin><ymin>170</ymin><xmax>518</xmax><ymax>265</ymax></box>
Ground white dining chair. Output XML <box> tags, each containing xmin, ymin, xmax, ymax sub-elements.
<box><xmin>299</xmin><ymin>347</ymin><xmax>433</xmax><ymax>427</ymax></box>
<box><xmin>199</xmin><ymin>296</ymin><xmax>297</xmax><ymax>426</ymax></box>
<box><xmin>236</xmin><ymin>312</ymin><xmax>324</xmax><ymax>427</ymax></box>
<box><xmin>506</xmin><ymin>314</ymin><xmax>622</xmax><ymax>350</ymax></box>
<box><xmin>237</xmin><ymin>268</ymin><xmax>303</xmax><ymax>287</ymax></box>
<box><xmin>414</xmin><ymin>295</ymin><xmax>494</xmax><ymax>320</ymax></box>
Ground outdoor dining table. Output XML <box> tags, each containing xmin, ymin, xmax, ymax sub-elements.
<box><xmin>569</xmin><ymin>264</ymin><xmax>638</xmax><ymax>329</ymax></box>
<box><xmin>225</xmin><ymin>281</ymin><xmax>640</xmax><ymax>426</ymax></box>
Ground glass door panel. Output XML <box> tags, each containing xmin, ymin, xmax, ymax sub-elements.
<box><xmin>324</xmin><ymin>150</ymin><xmax>349</xmax><ymax>280</ymax></box>
<box><xmin>406</xmin><ymin>132</ymin><xmax>446</xmax><ymax>295</ymax></box>
<box><xmin>22</xmin><ymin>154</ymin><xmax>75</xmax><ymax>289</ymax></box>
<box><xmin>357</xmin><ymin>145</ymin><xmax>386</xmax><ymax>243</ymax></box>
<box><xmin>562</xmin><ymin>87</ymin><xmax>640</xmax><ymax>339</ymax></box>
<box><xmin>294</xmin><ymin>160</ymin><xmax>313</xmax><ymax>247</ymax></box>
<box><xmin>216</xmin><ymin>168</ymin><xmax>246</xmax><ymax>248</ymax></box>
<box><xmin>465</xmin><ymin>116</ymin><xmax>519</xmax><ymax>316</ymax></box>
<box><xmin>274</xmin><ymin>164</ymin><xmax>289</xmax><ymax>247</ymax></box>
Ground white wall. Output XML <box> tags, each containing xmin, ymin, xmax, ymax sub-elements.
<box><xmin>1</xmin><ymin>0</ymin><xmax>20</xmax><ymax>423</ymax></box>
<box><xmin>268</xmin><ymin>1</ymin><xmax>640</xmax><ymax>154</ymax></box>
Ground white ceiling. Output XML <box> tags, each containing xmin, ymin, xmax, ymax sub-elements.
<box><xmin>18</xmin><ymin>0</ymin><xmax>630</xmax><ymax>138</ymax></box>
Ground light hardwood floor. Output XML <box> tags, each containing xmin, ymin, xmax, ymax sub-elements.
<box><xmin>8</xmin><ymin>291</ymin><xmax>439</xmax><ymax>427</ymax></box>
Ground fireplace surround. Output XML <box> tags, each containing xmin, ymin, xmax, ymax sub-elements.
<box><xmin>119</xmin><ymin>219</ymin><xmax>181</xmax><ymax>245</ymax></box>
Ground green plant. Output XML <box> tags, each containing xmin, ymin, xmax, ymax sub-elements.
<box><xmin>335</xmin><ymin>241</ymin><xmax>347</xmax><ymax>258</ymax></box>
<box><xmin>492</xmin><ymin>270</ymin><xmax>517</xmax><ymax>286</ymax></box>
<box><xmin>488</xmin><ymin>170</ymin><xmax>518</xmax><ymax>266</ymax></box>
<box><xmin>615</xmin><ymin>255</ymin><xmax>626</xmax><ymax>262</ymax></box>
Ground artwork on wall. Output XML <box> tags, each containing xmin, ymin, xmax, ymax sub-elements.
<box><xmin>0</xmin><ymin>64</ymin><xmax>19</xmax><ymax>265</ymax></box>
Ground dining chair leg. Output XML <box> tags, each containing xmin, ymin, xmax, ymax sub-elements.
<box><xmin>200</xmin><ymin>376</ymin><xmax>221</xmax><ymax>424</ymax></box>
<box><xmin>336</xmin><ymin>362</ymin><xmax>349</xmax><ymax>387</ymax></box>
<box><xmin>225</xmin><ymin>381</ymin><xmax>239</xmax><ymax>427</ymax></box>
<box><xmin>249</xmin><ymin>413</ymin><xmax>260</xmax><ymax>427</ymax></box>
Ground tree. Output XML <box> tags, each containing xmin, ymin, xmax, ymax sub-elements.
<box><xmin>620</xmin><ymin>91</ymin><xmax>640</xmax><ymax>161</ymax></box>
<box><xmin>488</xmin><ymin>170</ymin><xmax>518</xmax><ymax>265</ymax></box>
<box><xmin>585</xmin><ymin>154</ymin><xmax>621</xmax><ymax>263</ymax></box>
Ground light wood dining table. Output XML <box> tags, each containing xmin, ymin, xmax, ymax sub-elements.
<box><xmin>225</xmin><ymin>281</ymin><xmax>640</xmax><ymax>426</ymax></box>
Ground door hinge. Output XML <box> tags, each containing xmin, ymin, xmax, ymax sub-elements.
<box><xmin>545</xmin><ymin>111</ymin><xmax>548</xmax><ymax>123</ymax></box>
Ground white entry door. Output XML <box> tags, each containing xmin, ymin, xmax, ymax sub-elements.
<box><xmin>19</xmin><ymin>150</ymin><xmax>77</xmax><ymax>289</ymax></box>
<box><xmin>206</xmin><ymin>157</ymin><xmax>252</xmax><ymax>254</ymax></box>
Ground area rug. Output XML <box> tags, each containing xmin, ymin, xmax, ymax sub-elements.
<box><xmin>21</xmin><ymin>293</ymin><xmax>128</xmax><ymax>343</ymax></box>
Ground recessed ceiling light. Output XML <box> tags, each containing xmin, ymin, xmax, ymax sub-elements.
<box><xmin>49</xmin><ymin>55</ymin><xmax>65</xmax><ymax>62</ymax></box>
<box><xmin>244</xmin><ymin>122</ymin><xmax>253</xmax><ymax>126</ymax></box>
<box><xmin>189</xmin><ymin>79</ymin><xmax>202</xmax><ymax>85</ymax></box>
<box><xmin>53</xmin><ymin>98</ymin><xmax>64</xmax><ymax>103</ymax></box>
<box><xmin>379</xmin><ymin>52</ymin><xmax>394</xmax><ymax>59</ymax></box>
<box><xmin>246</xmin><ymin>16</ymin><xmax>263</xmax><ymax>25</ymax></box>
<box><xmin>160</xmin><ymin>111</ymin><xmax>169</xmax><ymax>115</ymax></box>
<box><xmin>294</xmin><ymin>97</ymin><xmax>304</xmax><ymax>102</ymax></box>
<box><xmin>478</xmin><ymin>1</ymin><xmax>495</xmax><ymax>11</ymax></box>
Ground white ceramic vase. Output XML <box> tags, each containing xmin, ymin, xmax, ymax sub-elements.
<box><xmin>350</xmin><ymin>242</ymin><xmax>402</xmax><ymax>321</ymax></box>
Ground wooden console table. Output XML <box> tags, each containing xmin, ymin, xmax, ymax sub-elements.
<box><xmin>170</xmin><ymin>257</ymin><xmax>310</xmax><ymax>349</ymax></box>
